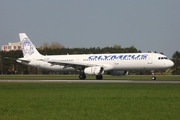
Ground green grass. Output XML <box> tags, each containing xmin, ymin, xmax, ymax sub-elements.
<box><xmin>0</xmin><ymin>75</ymin><xmax>180</xmax><ymax>80</ymax></box>
<box><xmin>0</xmin><ymin>83</ymin><xmax>180</xmax><ymax>120</ymax></box>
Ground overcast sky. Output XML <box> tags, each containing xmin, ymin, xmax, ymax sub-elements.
<box><xmin>1</xmin><ymin>0</ymin><xmax>180</xmax><ymax>58</ymax></box>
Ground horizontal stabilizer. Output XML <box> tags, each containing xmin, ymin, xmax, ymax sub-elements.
<box><xmin>17</xmin><ymin>58</ymin><xmax>31</xmax><ymax>63</ymax></box>
<box><xmin>4</xmin><ymin>57</ymin><xmax>17</xmax><ymax>60</ymax></box>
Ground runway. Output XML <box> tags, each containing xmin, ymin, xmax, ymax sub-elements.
<box><xmin>1</xmin><ymin>80</ymin><xmax>180</xmax><ymax>84</ymax></box>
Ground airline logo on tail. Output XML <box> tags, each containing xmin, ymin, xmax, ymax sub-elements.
<box><xmin>21</xmin><ymin>37</ymin><xmax>34</xmax><ymax>56</ymax></box>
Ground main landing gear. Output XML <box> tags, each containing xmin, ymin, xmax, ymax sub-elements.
<box><xmin>79</xmin><ymin>73</ymin><xmax>103</xmax><ymax>80</ymax></box>
<box><xmin>96</xmin><ymin>75</ymin><xmax>103</xmax><ymax>80</ymax></box>
<box><xmin>79</xmin><ymin>73</ymin><xmax>86</xmax><ymax>80</ymax></box>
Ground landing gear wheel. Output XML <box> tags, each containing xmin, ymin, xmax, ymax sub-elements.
<box><xmin>79</xmin><ymin>73</ymin><xmax>86</xmax><ymax>80</ymax></box>
<box><xmin>152</xmin><ymin>76</ymin><xmax>156</xmax><ymax>80</ymax></box>
<box><xmin>96</xmin><ymin>75</ymin><xmax>103</xmax><ymax>80</ymax></box>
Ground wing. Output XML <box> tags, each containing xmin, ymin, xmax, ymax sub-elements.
<box><xmin>47</xmin><ymin>60</ymin><xmax>114</xmax><ymax>71</ymax></box>
<box><xmin>48</xmin><ymin>60</ymin><xmax>96</xmax><ymax>70</ymax></box>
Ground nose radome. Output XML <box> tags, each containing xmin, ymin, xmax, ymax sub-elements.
<box><xmin>169</xmin><ymin>60</ymin><xmax>174</xmax><ymax>67</ymax></box>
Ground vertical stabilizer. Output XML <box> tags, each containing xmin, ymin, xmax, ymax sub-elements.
<box><xmin>19</xmin><ymin>33</ymin><xmax>42</xmax><ymax>58</ymax></box>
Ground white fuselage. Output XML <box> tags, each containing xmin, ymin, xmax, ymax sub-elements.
<box><xmin>17</xmin><ymin>33</ymin><xmax>174</xmax><ymax>80</ymax></box>
<box><xmin>17</xmin><ymin>52</ymin><xmax>174</xmax><ymax>72</ymax></box>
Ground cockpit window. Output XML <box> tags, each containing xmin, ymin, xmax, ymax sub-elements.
<box><xmin>158</xmin><ymin>57</ymin><xmax>168</xmax><ymax>60</ymax></box>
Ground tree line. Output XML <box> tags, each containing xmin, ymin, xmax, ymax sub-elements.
<box><xmin>0</xmin><ymin>44</ymin><xmax>179</xmax><ymax>75</ymax></box>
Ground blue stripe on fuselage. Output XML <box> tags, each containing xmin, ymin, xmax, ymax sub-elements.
<box><xmin>88</xmin><ymin>54</ymin><xmax>148</xmax><ymax>60</ymax></box>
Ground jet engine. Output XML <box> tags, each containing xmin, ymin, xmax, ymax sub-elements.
<box><xmin>84</xmin><ymin>66</ymin><xmax>104</xmax><ymax>75</ymax></box>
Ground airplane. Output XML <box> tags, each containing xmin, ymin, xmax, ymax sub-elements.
<box><xmin>16</xmin><ymin>33</ymin><xmax>174</xmax><ymax>80</ymax></box>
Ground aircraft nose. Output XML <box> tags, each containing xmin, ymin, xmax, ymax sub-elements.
<box><xmin>168</xmin><ymin>60</ymin><xmax>174</xmax><ymax>67</ymax></box>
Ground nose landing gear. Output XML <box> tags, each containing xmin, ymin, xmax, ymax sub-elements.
<box><xmin>152</xmin><ymin>76</ymin><xmax>156</xmax><ymax>80</ymax></box>
<box><xmin>151</xmin><ymin>70</ymin><xmax>156</xmax><ymax>80</ymax></box>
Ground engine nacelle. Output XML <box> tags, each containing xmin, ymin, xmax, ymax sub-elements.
<box><xmin>84</xmin><ymin>66</ymin><xmax>104</xmax><ymax>75</ymax></box>
<box><xmin>107</xmin><ymin>71</ymin><xmax>128</xmax><ymax>76</ymax></box>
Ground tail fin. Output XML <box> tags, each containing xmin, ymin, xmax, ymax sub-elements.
<box><xmin>19</xmin><ymin>33</ymin><xmax>42</xmax><ymax>58</ymax></box>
